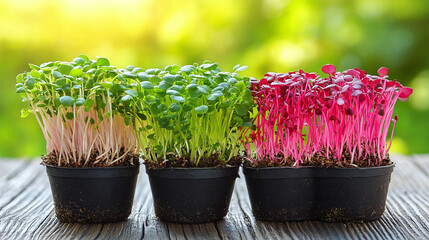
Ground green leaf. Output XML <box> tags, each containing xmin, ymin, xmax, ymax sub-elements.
<box><xmin>77</xmin><ymin>54</ymin><xmax>89</xmax><ymax>62</ymax></box>
<box><xmin>101</xmin><ymin>82</ymin><xmax>113</xmax><ymax>89</ymax></box>
<box><xmin>52</xmin><ymin>71</ymin><xmax>63</xmax><ymax>79</ymax></box>
<box><xmin>159</xmin><ymin>117</ymin><xmax>170</xmax><ymax>128</ymax></box>
<box><xmin>201</xmin><ymin>63</ymin><xmax>218</xmax><ymax>70</ymax></box>
<box><xmin>124</xmin><ymin>116</ymin><xmax>131</xmax><ymax>126</ymax></box>
<box><xmin>166</xmin><ymin>89</ymin><xmax>180</xmax><ymax>95</ymax></box>
<box><xmin>207</xmin><ymin>91</ymin><xmax>223</xmax><ymax>101</ymax></box>
<box><xmin>66</xmin><ymin>112</ymin><xmax>74</xmax><ymax>120</ymax></box>
<box><xmin>165</xmin><ymin>65</ymin><xmax>181</xmax><ymax>73</ymax></box>
<box><xmin>30</xmin><ymin>69</ymin><xmax>40</xmax><ymax>78</ymax></box>
<box><xmin>16</xmin><ymin>74</ymin><xmax>23</xmax><ymax>83</ymax></box>
<box><xmin>137</xmin><ymin>112</ymin><xmax>147</xmax><ymax>120</ymax></box>
<box><xmin>124</xmin><ymin>72</ymin><xmax>137</xmax><ymax>78</ymax></box>
<box><xmin>170</xmin><ymin>95</ymin><xmax>185</xmax><ymax>102</ymax></box>
<box><xmin>150</xmin><ymin>103</ymin><xmax>160</xmax><ymax>114</ymax></box>
<box><xmin>242</xmin><ymin>122</ymin><xmax>252</xmax><ymax>127</ymax></box>
<box><xmin>72</xmin><ymin>84</ymin><xmax>82</xmax><ymax>89</ymax></box>
<box><xmin>141</xmin><ymin>81</ymin><xmax>154</xmax><ymax>89</ymax></box>
<box><xmin>121</xmin><ymin>95</ymin><xmax>132</xmax><ymax>102</ymax></box>
<box><xmin>235</xmin><ymin>66</ymin><xmax>248</xmax><ymax>72</ymax></box>
<box><xmin>150</xmin><ymin>75</ymin><xmax>162</xmax><ymax>83</ymax></box>
<box><xmin>195</xmin><ymin>105</ymin><xmax>208</xmax><ymax>114</ymax></box>
<box><xmin>58</xmin><ymin>64</ymin><xmax>73</xmax><ymax>75</ymax></box>
<box><xmin>159</xmin><ymin>81</ymin><xmax>172</xmax><ymax>90</ymax></box>
<box><xmin>236</xmin><ymin>81</ymin><xmax>246</xmax><ymax>91</ymax></box>
<box><xmin>75</xmin><ymin>97</ymin><xmax>85</xmax><ymax>106</ymax></box>
<box><xmin>60</xmin><ymin>96</ymin><xmax>74</xmax><ymax>107</ymax></box>
<box><xmin>180</xmin><ymin>65</ymin><xmax>194</xmax><ymax>73</ymax></box>
<box><xmin>146</xmin><ymin>68</ymin><xmax>161</xmax><ymax>75</ymax></box>
<box><xmin>70</xmin><ymin>68</ymin><xmax>83</xmax><ymax>77</ymax></box>
<box><xmin>84</xmin><ymin>99</ymin><xmax>94</xmax><ymax>108</ymax></box>
<box><xmin>55</xmin><ymin>78</ymin><xmax>67</xmax><ymax>86</ymax></box>
<box><xmin>169</xmin><ymin>103</ymin><xmax>181</xmax><ymax>112</ymax></box>
<box><xmin>169</xmin><ymin>85</ymin><xmax>184</xmax><ymax>92</ymax></box>
<box><xmin>163</xmin><ymin>74</ymin><xmax>179</xmax><ymax>84</ymax></box>
<box><xmin>233</xmin><ymin>64</ymin><xmax>240</xmax><ymax>71</ymax></box>
<box><xmin>96</xmin><ymin>57</ymin><xmax>110</xmax><ymax>66</ymax></box>
<box><xmin>197</xmin><ymin>86</ymin><xmax>208</xmax><ymax>94</ymax></box>
<box><xmin>126</xmin><ymin>65</ymin><xmax>135</xmax><ymax>71</ymax></box>
<box><xmin>73</xmin><ymin>57</ymin><xmax>85</xmax><ymax>65</ymax></box>
<box><xmin>235</xmin><ymin>103</ymin><xmax>248</xmax><ymax>116</ymax></box>
<box><xmin>186</xmin><ymin>83</ymin><xmax>198</xmax><ymax>89</ymax></box>
<box><xmin>29</xmin><ymin>64</ymin><xmax>40</xmax><ymax>70</ymax></box>
<box><xmin>158</xmin><ymin>104</ymin><xmax>167</xmax><ymax>111</ymax></box>
<box><xmin>132</xmin><ymin>67</ymin><xmax>145</xmax><ymax>74</ymax></box>
<box><xmin>137</xmin><ymin>72</ymin><xmax>149</xmax><ymax>81</ymax></box>
<box><xmin>25</xmin><ymin>77</ymin><xmax>35</xmax><ymax>89</ymax></box>
<box><xmin>21</xmin><ymin>108</ymin><xmax>30</xmax><ymax>118</ymax></box>
<box><xmin>218</xmin><ymin>82</ymin><xmax>230</xmax><ymax>89</ymax></box>
<box><xmin>188</xmin><ymin>88</ymin><xmax>202</xmax><ymax>98</ymax></box>
<box><xmin>147</xmin><ymin>133</ymin><xmax>156</xmax><ymax>140</ymax></box>
<box><xmin>125</xmin><ymin>89</ymin><xmax>138</xmax><ymax>97</ymax></box>
<box><xmin>118</xmin><ymin>74</ymin><xmax>126</xmax><ymax>82</ymax></box>
<box><xmin>16</xmin><ymin>87</ymin><xmax>26</xmax><ymax>93</ymax></box>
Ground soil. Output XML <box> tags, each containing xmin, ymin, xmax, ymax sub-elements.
<box><xmin>244</xmin><ymin>151</ymin><xmax>393</xmax><ymax>168</ymax></box>
<box><xmin>144</xmin><ymin>152</ymin><xmax>242</xmax><ymax>169</ymax></box>
<box><xmin>55</xmin><ymin>205</ymin><xmax>130</xmax><ymax>223</ymax></box>
<box><xmin>42</xmin><ymin>149</ymin><xmax>140</xmax><ymax>167</ymax></box>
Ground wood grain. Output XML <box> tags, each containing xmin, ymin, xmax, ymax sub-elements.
<box><xmin>0</xmin><ymin>154</ymin><xmax>428</xmax><ymax>240</ymax></box>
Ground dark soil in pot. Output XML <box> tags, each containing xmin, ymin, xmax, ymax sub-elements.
<box><xmin>46</xmin><ymin>164</ymin><xmax>139</xmax><ymax>223</ymax></box>
<box><xmin>243</xmin><ymin>164</ymin><xmax>394</xmax><ymax>222</ymax></box>
<box><xmin>146</xmin><ymin>166</ymin><xmax>239</xmax><ymax>223</ymax></box>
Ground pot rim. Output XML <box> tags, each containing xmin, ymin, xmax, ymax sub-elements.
<box><xmin>146</xmin><ymin>165</ymin><xmax>239</xmax><ymax>179</ymax></box>
<box><xmin>243</xmin><ymin>162</ymin><xmax>395</xmax><ymax>170</ymax></box>
<box><xmin>243</xmin><ymin>163</ymin><xmax>395</xmax><ymax>179</ymax></box>
<box><xmin>45</xmin><ymin>163</ymin><xmax>140</xmax><ymax>179</ymax></box>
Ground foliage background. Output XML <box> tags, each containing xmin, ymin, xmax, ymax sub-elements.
<box><xmin>0</xmin><ymin>0</ymin><xmax>428</xmax><ymax>158</ymax></box>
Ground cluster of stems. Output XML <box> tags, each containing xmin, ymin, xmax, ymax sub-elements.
<box><xmin>33</xmin><ymin>99</ymin><xmax>137</xmax><ymax>166</ymax></box>
<box><xmin>16</xmin><ymin>56</ymin><xmax>139</xmax><ymax>167</ymax></box>
<box><xmin>245</xmin><ymin>65</ymin><xmax>413</xmax><ymax>166</ymax></box>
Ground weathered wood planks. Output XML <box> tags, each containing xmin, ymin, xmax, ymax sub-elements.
<box><xmin>0</xmin><ymin>154</ymin><xmax>428</xmax><ymax>240</ymax></box>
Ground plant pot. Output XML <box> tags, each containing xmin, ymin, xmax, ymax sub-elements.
<box><xmin>243</xmin><ymin>164</ymin><xmax>394</xmax><ymax>222</ymax></box>
<box><xmin>46</xmin><ymin>164</ymin><xmax>140</xmax><ymax>223</ymax></box>
<box><xmin>146</xmin><ymin>166</ymin><xmax>239</xmax><ymax>223</ymax></box>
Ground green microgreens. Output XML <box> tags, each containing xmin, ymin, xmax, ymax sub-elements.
<box><xmin>16</xmin><ymin>55</ymin><xmax>140</xmax><ymax>166</ymax></box>
<box><xmin>128</xmin><ymin>61</ymin><xmax>254</xmax><ymax>165</ymax></box>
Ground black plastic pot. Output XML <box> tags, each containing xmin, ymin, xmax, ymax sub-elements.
<box><xmin>146</xmin><ymin>166</ymin><xmax>239</xmax><ymax>223</ymax></box>
<box><xmin>46</xmin><ymin>164</ymin><xmax>139</xmax><ymax>223</ymax></box>
<box><xmin>243</xmin><ymin>164</ymin><xmax>394</xmax><ymax>222</ymax></box>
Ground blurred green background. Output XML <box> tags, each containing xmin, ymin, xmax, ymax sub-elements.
<box><xmin>0</xmin><ymin>0</ymin><xmax>428</xmax><ymax>158</ymax></box>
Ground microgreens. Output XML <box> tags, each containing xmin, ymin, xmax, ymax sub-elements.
<box><xmin>15</xmin><ymin>55</ymin><xmax>139</xmax><ymax>167</ymax></box>
<box><xmin>244</xmin><ymin>65</ymin><xmax>413</xmax><ymax>166</ymax></box>
<box><xmin>129</xmin><ymin>61</ymin><xmax>254</xmax><ymax>165</ymax></box>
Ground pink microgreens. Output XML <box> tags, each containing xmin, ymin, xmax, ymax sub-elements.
<box><xmin>244</xmin><ymin>65</ymin><xmax>413</xmax><ymax>166</ymax></box>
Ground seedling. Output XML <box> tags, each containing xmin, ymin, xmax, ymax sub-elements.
<box><xmin>129</xmin><ymin>61</ymin><xmax>254</xmax><ymax>166</ymax></box>
<box><xmin>245</xmin><ymin>65</ymin><xmax>412</xmax><ymax>167</ymax></box>
<box><xmin>16</xmin><ymin>55</ymin><xmax>139</xmax><ymax>167</ymax></box>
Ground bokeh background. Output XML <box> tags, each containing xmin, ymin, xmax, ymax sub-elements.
<box><xmin>0</xmin><ymin>0</ymin><xmax>428</xmax><ymax>158</ymax></box>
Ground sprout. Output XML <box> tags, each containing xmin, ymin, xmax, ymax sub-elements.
<box><xmin>245</xmin><ymin>65</ymin><xmax>413</xmax><ymax>167</ymax></box>
<box><xmin>130</xmin><ymin>61</ymin><xmax>254</xmax><ymax>166</ymax></box>
<box><xmin>15</xmin><ymin>55</ymin><xmax>139</xmax><ymax>167</ymax></box>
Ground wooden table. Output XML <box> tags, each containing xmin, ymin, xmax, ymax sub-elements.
<box><xmin>0</xmin><ymin>155</ymin><xmax>428</xmax><ymax>239</ymax></box>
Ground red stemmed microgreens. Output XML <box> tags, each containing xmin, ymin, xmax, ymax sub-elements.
<box><xmin>244</xmin><ymin>65</ymin><xmax>413</xmax><ymax>167</ymax></box>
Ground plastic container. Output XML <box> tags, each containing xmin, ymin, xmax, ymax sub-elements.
<box><xmin>243</xmin><ymin>164</ymin><xmax>394</xmax><ymax>221</ymax></box>
<box><xmin>146</xmin><ymin>166</ymin><xmax>239</xmax><ymax>223</ymax></box>
<box><xmin>46</xmin><ymin>164</ymin><xmax>139</xmax><ymax>223</ymax></box>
